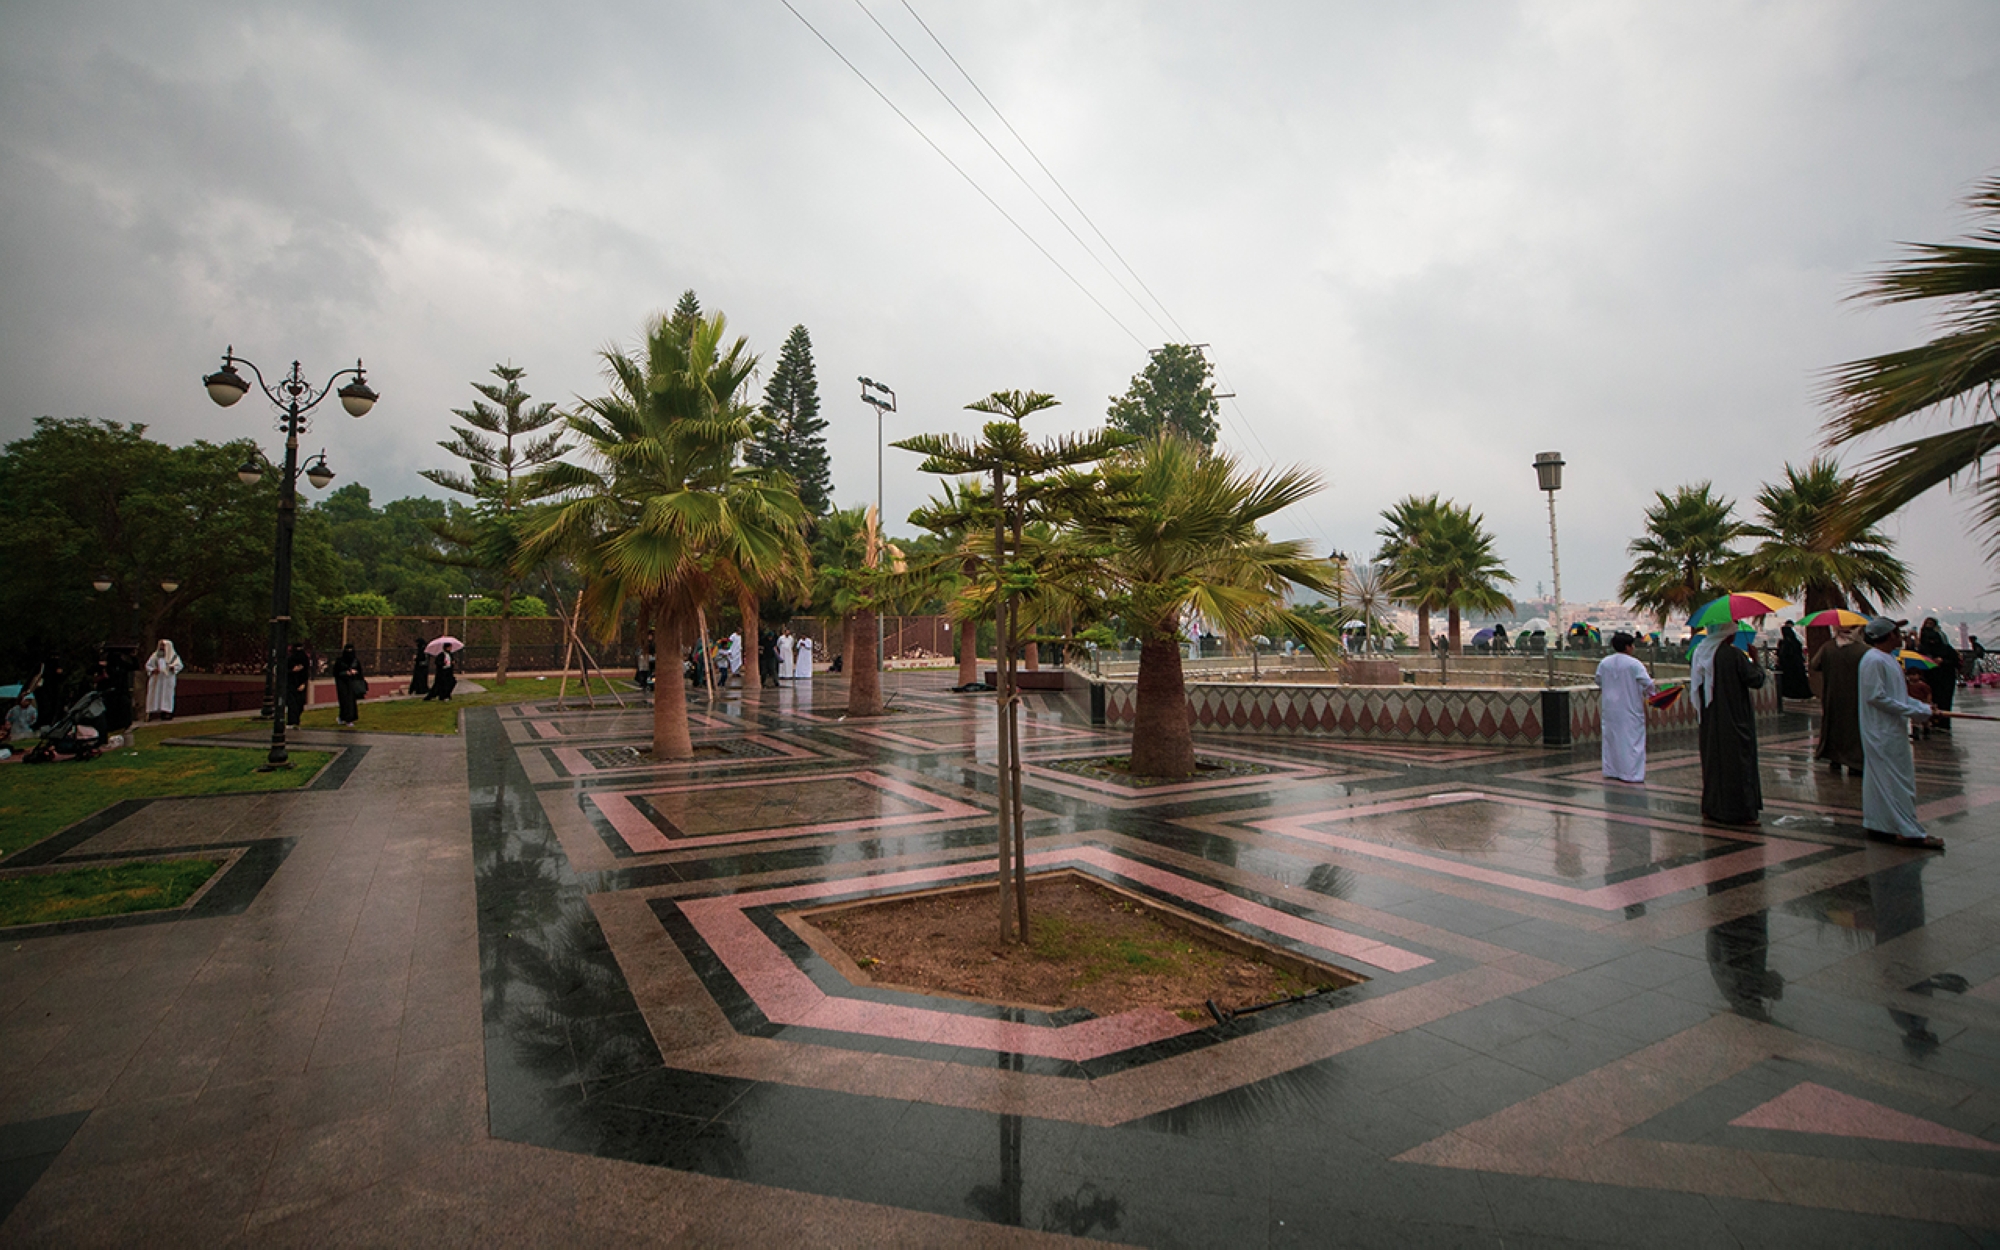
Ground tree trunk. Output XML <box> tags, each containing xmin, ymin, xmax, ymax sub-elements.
<box><xmin>1129</xmin><ymin>631</ymin><xmax>1197</xmax><ymax>778</ymax></box>
<box><xmin>1417</xmin><ymin>604</ymin><xmax>1431</xmax><ymax>653</ymax></box>
<box><xmin>1802</xmin><ymin>581</ymin><xmax>1845</xmax><ymax>661</ymax></box>
<box><xmin>495</xmin><ymin>584</ymin><xmax>514</xmax><ymax>683</ymax></box>
<box><xmin>653</xmin><ymin>602</ymin><xmax>693</xmax><ymax>760</ymax></box>
<box><xmin>957</xmin><ymin>618</ymin><xmax>979</xmax><ymax>687</ymax></box>
<box><xmin>848</xmin><ymin>610</ymin><xmax>882</xmax><ymax>716</ymax></box>
<box><xmin>1024</xmin><ymin>639</ymin><xmax>1039</xmax><ymax>671</ymax></box>
<box><xmin>1447</xmin><ymin>606</ymin><xmax>1462</xmax><ymax>655</ymax></box>
<box><xmin>739</xmin><ymin>590</ymin><xmax>761</xmax><ymax>692</ymax></box>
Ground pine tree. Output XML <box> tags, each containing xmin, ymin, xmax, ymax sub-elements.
<box><xmin>748</xmin><ymin>324</ymin><xmax>833</xmax><ymax>514</ymax></box>
<box><xmin>422</xmin><ymin>363</ymin><xmax>570</xmax><ymax>680</ymax></box>
<box><xmin>1107</xmin><ymin>344</ymin><xmax>1221</xmax><ymax>447</ymax></box>
<box><xmin>669</xmin><ymin>289</ymin><xmax>703</xmax><ymax>341</ymax></box>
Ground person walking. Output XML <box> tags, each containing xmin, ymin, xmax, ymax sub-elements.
<box><xmin>332</xmin><ymin>643</ymin><xmax>366</xmax><ymax>728</ymax></box>
<box><xmin>1810</xmin><ymin>626</ymin><xmax>1867</xmax><ymax>775</ymax></box>
<box><xmin>285</xmin><ymin>644</ymin><xmax>311</xmax><ymax>726</ymax></box>
<box><xmin>408</xmin><ymin>642</ymin><xmax>431</xmax><ymax>697</ymax></box>
<box><xmin>1693</xmin><ymin>626</ymin><xmax>1766</xmax><ymax>826</ymax></box>
<box><xmin>143</xmin><ymin>639</ymin><xmax>184</xmax><ymax>722</ymax></box>
<box><xmin>1916</xmin><ymin>617</ymin><xmax>1961</xmax><ymax>731</ymax></box>
<box><xmin>1775</xmin><ymin>622</ymin><xmax>1811</xmax><ymax>709</ymax></box>
<box><xmin>1595</xmin><ymin>632</ymin><xmax>1658</xmax><ymax>783</ymax></box>
<box><xmin>428</xmin><ymin>645</ymin><xmax>458</xmax><ymax>701</ymax></box>
<box><xmin>1858</xmin><ymin>617</ymin><xmax>1941</xmax><ymax>850</ymax></box>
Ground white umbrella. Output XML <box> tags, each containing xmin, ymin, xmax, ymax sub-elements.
<box><xmin>425</xmin><ymin>635</ymin><xmax>464</xmax><ymax>655</ymax></box>
<box><xmin>1516</xmin><ymin>617</ymin><xmax>1552</xmax><ymax>634</ymax></box>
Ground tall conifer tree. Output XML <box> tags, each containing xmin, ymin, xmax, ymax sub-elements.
<box><xmin>748</xmin><ymin>324</ymin><xmax>833</xmax><ymax>515</ymax></box>
<box><xmin>423</xmin><ymin>363</ymin><xmax>569</xmax><ymax>680</ymax></box>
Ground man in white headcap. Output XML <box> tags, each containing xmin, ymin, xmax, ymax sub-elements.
<box><xmin>1858</xmin><ymin>616</ymin><xmax>1941</xmax><ymax>850</ymax></box>
<box><xmin>1595</xmin><ymin>632</ymin><xmax>1657</xmax><ymax>782</ymax></box>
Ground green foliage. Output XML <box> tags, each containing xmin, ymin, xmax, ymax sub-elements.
<box><xmin>0</xmin><ymin>418</ymin><xmax>344</xmax><ymax>674</ymax></box>
<box><xmin>314</xmin><ymin>485</ymin><xmax>469</xmax><ymax>615</ymax></box>
<box><xmin>1619</xmin><ymin>483</ymin><xmax>1747</xmax><ymax>624</ymax></box>
<box><xmin>1107</xmin><ymin>345</ymin><xmax>1221</xmax><ymax>447</ymax></box>
<box><xmin>1082</xmin><ymin>435</ymin><xmax>1341</xmax><ymax>650</ymax></box>
<box><xmin>1722</xmin><ymin>458</ymin><xmax>1911</xmax><ymax>613</ymax></box>
<box><xmin>748</xmin><ymin>325</ymin><xmax>833</xmax><ymax>515</ymax></box>
<box><xmin>324</xmin><ymin>592</ymin><xmax>396</xmax><ymax>618</ymax></box>
<box><xmin>1823</xmin><ymin>175</ymin><xmax>2000</xmax><ymax>564</ymax></box>
<box><xmin>466</xmin><ymin>594</ymin><xmax>549</xmax><ymax>617</ymax></box>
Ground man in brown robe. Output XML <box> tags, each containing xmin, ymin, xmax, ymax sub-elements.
<box><xmin>1809</xmin><ymin>628</ymin><xmax>1866</xmax><ymax>774</ymax></box>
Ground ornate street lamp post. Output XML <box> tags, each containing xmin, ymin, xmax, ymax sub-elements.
<box><xmin>204</xmin><ymin>348</ymin><xmax>377</xmax><ymax>768</ymax></box>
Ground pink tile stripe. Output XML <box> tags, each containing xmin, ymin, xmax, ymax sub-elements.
<box><xmin>1252</xmin><ymin>791</ymin><xmax>1825</xmax><ymax>910</ymax></box>
<box><xmin>552</xmin><ymin>734</ymin><xmax>816</xmax><ymax>777</ymax></box>
<box><xmin>1730</xmin><ymin>1081</ymin><xmax>1999</xmax><ymax>1153</ymax></box>
<box><xmin>591</xmin><ymin>771</ymin><xmax>985</xmax><ymax>853</ymax></box>
<box><xmin>672</xmin><ymin>847</ymin><xmax>1428</xmax><ymax>1061</ymax></box>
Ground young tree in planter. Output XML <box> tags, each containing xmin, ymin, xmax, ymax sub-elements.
<box><xmin>747</xmin><ymin>325</ymin><xmax>834</xmax><ymax>516</ymax></box>
<box><xmin>894</xmin><ymin>391</ymin><xmax>1131</xmax><ymax>942</ymax></box>
<box><xmin>423</xmin><ymin>364</ymin><xmax>570</xmax><ymax>680</ymax></box>
<box><xmin>1081</xmin><ymin>434</ymin><xmax>1340</xmax><ymax>779</ymax></box>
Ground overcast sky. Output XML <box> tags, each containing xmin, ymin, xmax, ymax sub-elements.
<box><xmin>4</xmin><ymin>1</ymin><xmax>1997</xmax><ymax>617</ymax></box>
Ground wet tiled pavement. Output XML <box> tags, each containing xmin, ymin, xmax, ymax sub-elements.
<box><xmin>2</xmin><ymin>673</ymin><xmax>1995</xmax><ymax>1244</ymax></box>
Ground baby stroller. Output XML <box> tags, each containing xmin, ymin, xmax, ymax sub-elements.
<box><xmin>25</xmin><ymin>692</ymin><xmax>108</xmax><ymax>764</ymax></box>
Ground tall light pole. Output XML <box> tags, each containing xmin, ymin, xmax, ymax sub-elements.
<box><xmin>858</xmin><ymin>376</ymin><xmax>896</xmax><ymax>525</ymax></box>
<box><xmin>1534</xmin><ymin>451</ymin><xmax>1565</xmax><ymax>670</ymax></box>
<box><xmin>204</xmin><ymin>348</ymin><xmax>377</xmax><ymax>768</ymax></box>
<box><xmin>859</xmin><ymin>378</ymin><xmax>896</xmax><ymax>671</ymax></box>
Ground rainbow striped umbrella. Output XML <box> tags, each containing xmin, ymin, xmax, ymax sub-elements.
<box><xmin>1688</xmin><ymin>592</ymin><xmax>1791</xmax><ymax>629</ymax></box>
<box><xmin>1800</xmin><ymin>608</ymin><xmax>1869</xmax><ymax>629</ymax></box>
<box><xmin>1899</xmin><ymin>650</ymin><xmax>1937</xmax><ymax>672</ymax></box>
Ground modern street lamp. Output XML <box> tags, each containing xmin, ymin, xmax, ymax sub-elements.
<box><xmin>859</xmin><ymin>377</ymin><xmax>896</xmax><ymax>670</ymax></box>
<box><xmin>858</xmin><ymin>376</ymin><xmax>896</xmax><ymax>526</ymax></box>
<box><xmin>204</xmin><ymin>347</ymin><xmax>376</xmax><ymax>768</ymax></box>
<box><xmin>1533</xmin><ymin>451</ymin><xmax>1565</xmax><ymax>676</ymax></box>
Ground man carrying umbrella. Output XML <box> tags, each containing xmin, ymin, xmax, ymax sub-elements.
<box><xmin>1858</xmin><ymin>617</ymin><xmax>1941</xmax><ymax>851</ymax></box>
<box><xmin>1690</xmin><ymin>593</ymin><xmax>1786</xmax><ymax>827</ymax></box>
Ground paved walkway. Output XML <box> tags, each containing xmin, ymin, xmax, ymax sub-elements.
<box><xmin>1</xmin><ymin>674</ymin><xmax>1995</xmax><ymax>1245</ymax></box>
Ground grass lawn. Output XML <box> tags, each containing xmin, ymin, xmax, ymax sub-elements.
<box><xmin>0</xmin><ymin>858</ymin><xmax>222</xmax><ymax>927</ymax></box>
<box><xmin>0</xmin><ymin>745</ymin><xmax>331</xmax><ymax>860</ymax></box>
<box><xmin>298</xmin><ymin>675</ymin><xmax>632</xmax><ymax>735</ymax></box>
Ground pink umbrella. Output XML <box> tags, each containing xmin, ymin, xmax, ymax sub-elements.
<box><xmin>425</xmin><ymin>635</ymin><xmax>463</xmax><ymax>656</ymax></box>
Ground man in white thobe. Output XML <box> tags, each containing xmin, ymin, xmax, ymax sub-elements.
<box><xmin>796</xmin><ymin>635</ymin><xmax>814</xmax><ymax>677</ymax></box>
<box><xmin>777</xmin><ymin>630</ymin><xmax>794</xmax><ymax>680</ymax></box>
<box><xmin>1858</xmin><ymin>616</ymin><xmax>1940</xmax><ymax>850</ymax></box>
<box><xmin>1595</xmin><ymin>632</ymin><xmax>1657</xmax><ymax>782</ymax></box>
<box><xmin>725</xmin><ymin>632</ymin><xmax>743</xmax><ymax>684</ymax></box>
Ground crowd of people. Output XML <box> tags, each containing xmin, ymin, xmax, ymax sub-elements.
<box><xmin>631</xmin><ymin>626</ymin><xmax>822</xmax><ymax>694</ymax></box>
<box><xmin>1597</xmin><ymin>614</ymin><xmax>1970</xmax><ymax>853</ymax></box>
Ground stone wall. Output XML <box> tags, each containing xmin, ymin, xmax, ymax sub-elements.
<box><xmin>1099</xmin><ymin>677</ymin><xmax>1780</xmax><ymax>747</ymax></box>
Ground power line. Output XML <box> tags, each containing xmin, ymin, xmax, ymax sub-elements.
<box><xmin>856</xmin><ymin>1</ymin><xmax>1174</xmax><ymax>342</ymax></box>
<box><xmin>901</xmin><ymin>0</ymin><xmax>1194</xmax><ymax>343</ymax></box>
<box><xmin>779</xmin><ymin>0</ymin><xmax>1147</xmax><ymax>349</ymax></box>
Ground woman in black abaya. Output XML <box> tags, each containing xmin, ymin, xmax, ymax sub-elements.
<box><xmin>408</xmin><ymin>642</ymin><xmax>430</xmax><ymax>697</ymax></box>
<box><xmin>1776</xmin><ymin>622</ymin><xmax>1811</xmax><ymax>708</ymax></box>
<box><xmin>1693</xmin><ymin>630</ymin><xmax>1766</xmax><ymax>826</ymax></box>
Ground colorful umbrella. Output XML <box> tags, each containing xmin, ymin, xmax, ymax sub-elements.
<box><xmin>1799</xmin><ymin>608</ymin><xmax>1869</xmax><ymax>629</ymax></box>
<box><xmin>1899</xmin><ymin>649</ymin><xmax>1936</xmax><ymax>672</ymax></box>
<box><xmin>1688</xmin><ymin>592</ymin><xmax>1791</xmax><ymax>629</ymax></box>
<box><xmin>1648</xmin><ymin>681</ymin><xmax>1687</xmax><ymax>711</ymax></box>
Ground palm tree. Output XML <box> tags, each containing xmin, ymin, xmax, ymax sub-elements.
<box><xmin>812</xmin><ymin>505</ymin><xmax>903</xmax><ymax>717</ymax></box>
<box><xmin>1619</xmin><ymin>484</ymin><xmax>1747</xmax><ymax>626</ymax></box>
<box><xmin>1374</xmin><ymin>495</ymin><xmax>1445</xmax><ymax>648</ymax></box>
<box><xmin>1421</xmin><ymin>503</ymin><xmax>1514</xmax><ymax>654</ymax></box>
<box><xmin>523</xmin><ymin>309</ymin><xmax>804</xmax><ymax>759</ymax></box>
<box><xmin>1824</xmin><ymin>174</ymin><xmax>2000</xmax><ymax>563</ymax></box>
<box><xmin>1723</xmin><ymin>458</ymin><xmax>1911</xmax><ymax>650</ymax></box>
<box><xmin>1086</xmin><ymin>435</ymin><xmax>1340</xmax><ymax>778</ymax></box>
